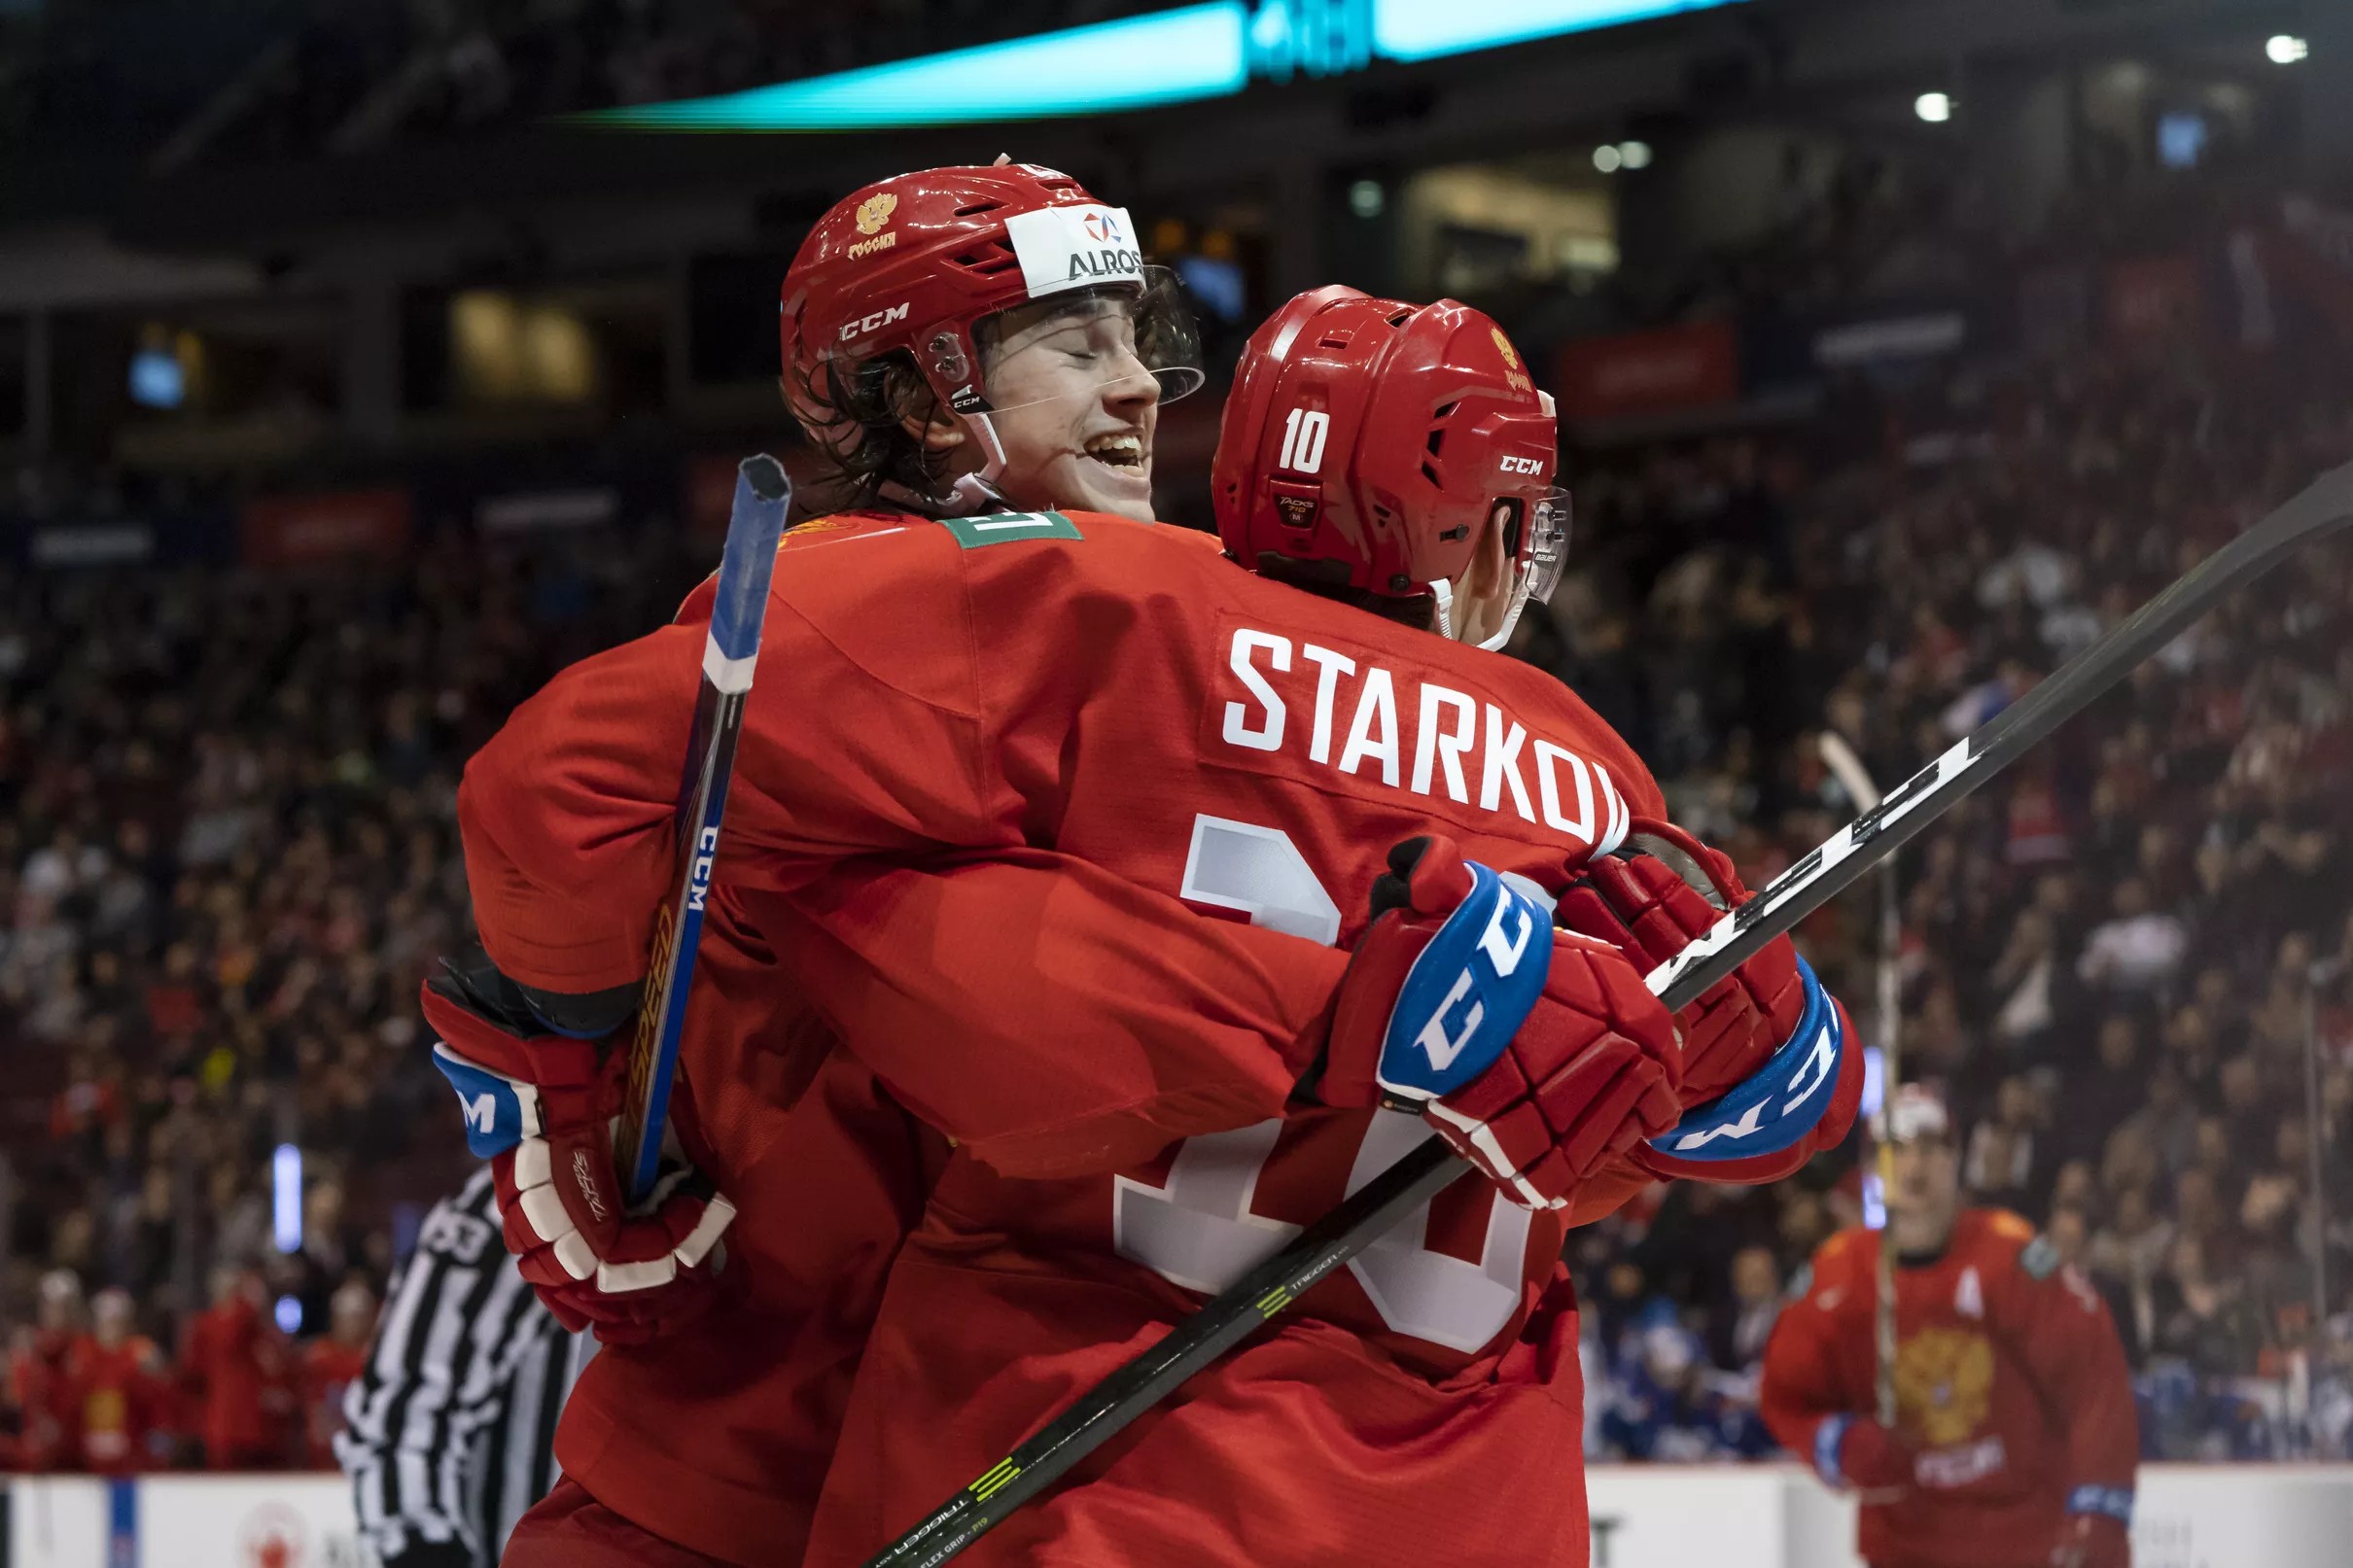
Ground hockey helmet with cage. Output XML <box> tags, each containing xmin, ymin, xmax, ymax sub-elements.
<box><xmin>780</xmin><ymin>162</ymin><xmax>1203</xmax><ymax>504</ymax></box>
<box><xmin>1212</xmin><ymin>285</ymin><xmax>1568</xmax><ymax>650</ymax></box>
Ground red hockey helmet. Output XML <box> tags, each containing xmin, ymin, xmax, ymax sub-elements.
<box><xmin>781</xmin><ymin>162</ymin><xmax>1201</xmax><ymax>491</ymax></box>
<box><xmin>1212</xmin><ymin>286</ymin><xmax>1566</xmax><ymax>648</ymax></box>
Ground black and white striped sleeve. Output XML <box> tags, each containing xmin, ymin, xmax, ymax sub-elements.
<box><xmin>337</xmin><ymin>1165</ymin><xmax>579</xmax><ymax>1568</ymax></box>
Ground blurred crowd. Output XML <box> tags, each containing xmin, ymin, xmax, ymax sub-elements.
<box><xmin>0</xmin><ymin>525</ymin><xmax>712</xmax><ymax>1468</ymax></box>
<box><xmin>2</xmin><ymin>174</ymin><xmax>2348</xmax><ymax>1475</ymax></box>
<box><xmin>1543</xmin><ymin>297</ymin><xmax>2353</xmax><ymax>1462</ymax></box>
<box><xmin>2</xmin><ymin>1263</ymin><xmax>376</xmax><ymax>1474</ymax></box>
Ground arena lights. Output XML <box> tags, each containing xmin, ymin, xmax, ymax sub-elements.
<box><xmin>1914</xmin><ymin>90</ymin><xmax>1953</xmax><ymax>123</ymax></box>
<box><xmin>601</xmin><ymin>5</ymin><xmax>1246</xmax><ymax>129</ymax></box>
<box><xmin>273</xmin><ymin>1142</ymin><xmax>302</xmax><ymax>1254</ymax></box>
<box><xmin>589</xmin><ymin>0</ymin><xmax>1752</xmax><ymax>130</ymax></box>
<box><xmin>2266</xmin><ymin>34</ymin><xmax>2309</xmax><ymax>65</ymax></box>
<box><xmin>1595</xmin><ymin>139</ymin><xmax>1652</xmax><ymax>172</ymax></box>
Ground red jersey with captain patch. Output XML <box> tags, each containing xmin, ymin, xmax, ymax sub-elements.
<box><xmin>1760</xmin><ymin>1210</ymin><xmax>2139</xmax><ymax>1568</ymax></box>
<box><xmin>458</xmin><ymin>508</ymin><xmax>1856</xmax><ymax>1568</ymax></box>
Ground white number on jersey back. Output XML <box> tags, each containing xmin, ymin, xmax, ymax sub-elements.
<box><xmin>1112</xmin><ymin>813</ymin><xmax>1531</xmax><ymax>1354</ymax></box>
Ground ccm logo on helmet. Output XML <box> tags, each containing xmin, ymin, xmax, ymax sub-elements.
<box><xmin>839</xmin><ymin>302</ymin><xmax>911</xmax><ymax>342</ymax></box>
<box><xmin>1498</xmin><ymin>455</ymin><xmax>1546</xmax><ymax>475</ymax></box>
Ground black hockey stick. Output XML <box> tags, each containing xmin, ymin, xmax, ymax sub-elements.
<box><xmin>863</xmin><ymin>458</ymin><xmax>2353</xmax><ymax>1568</ymax></box>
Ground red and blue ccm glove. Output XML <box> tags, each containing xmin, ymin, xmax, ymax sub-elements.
<box><xmin>420</xmin><ymin>954</ymin><xmax>734</xmax><ymax>1343</ymax></box>
<box><xmin>1555</xmin><ymin>818</ymin><xmax>1858</xmax><ymax>1184</ymax></box>
<box><xmin>1811</xmin><ymin>1413</ymin><xmax>1917</xmax><ymax>1491</ymax></box>
<box><xmin>1321</xmin><ymin>837</ymin><xmax>1685</xmax><ymax>1209</ymax></box>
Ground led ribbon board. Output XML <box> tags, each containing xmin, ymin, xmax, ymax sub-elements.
<box><xmin>588</xmin><ymin>0</ymin><xmax>1747</xmax><ymax>130</ymax></box>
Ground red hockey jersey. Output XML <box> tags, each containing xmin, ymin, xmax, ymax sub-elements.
<box><xmin>458</xmin><ymin>508</ymin><xmax>1860</xmax><ymax>1568</ymax></box>
<box><xmin>1760</xmin><ymin>1210</ymin><xmax>2139</xmax><ymax>1568</ymax></box>
<box><xmin>179</xmin><ymin>1296</ymin><xmax>289</xmax><ymax>1468</ymax></box>
<box><xmin>63</xmin><ymin>1335</ymin><xmax>170</xmax><ymax>1475</ymax></box>
<box><xmin>518</xmin><ymin>895</ymin><xmax>951</xmax><ymax>1566</ymax></box>
<box><xmin>299</xmin><ymin>1339</ymin><xmax>367</xmax><ymax>1470</ymax></box>
<box><xmin>7</xmin><ymin>1330</ymin><xmax>79</xmax><ymax>1471</ymax></box>
<box><xmin>463</xmin><ymin>513</ymin><xmax>1374</xmax><ymax>1565</ymax></box>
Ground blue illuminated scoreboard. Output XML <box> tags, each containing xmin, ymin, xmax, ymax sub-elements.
<box><xmin>1247</xmin><ymin>0</ymin><xmax>1375</xmax><ymax>83</ymax></box>
<box><xmin>594</xmin><ymin>0</ymin><xmax>1748</xmax><ymax>130</ymax></box>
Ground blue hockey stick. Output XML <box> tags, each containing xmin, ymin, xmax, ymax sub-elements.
<box><xmin>615</xmin><ymin>454</ymin><xmax>791</xmax><ymax>1204</ymax></box>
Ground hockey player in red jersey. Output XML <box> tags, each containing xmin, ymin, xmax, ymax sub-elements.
<box><xmin>441</xmin><ymin>162</ymin><xmax>1376</xmax><ymax>1566</ymax></box>
<box><xmin>434</xmin><ymin>164</ymin><xmax>1862</xmax><ymax>1568</ymax></box>
<box><xmin>786</xmin><ymin>285</ymin><xmax>1861</xmax><ymax>1568</ymax></box>
<box><xmin>1761</xmin><ymin>1086</ymin><xmax>2138</xmax><ymax>1568</ymax></box>
<box><xmin>299</xmin><ymin>1279</ymin><xmax>374</xmax><ymax>1469</ymax></box>
<box><xmin>62</xmin><ymin>1288</ymin><xmax>172</xmax><ymax>1475</ymax></box>
<box><xmin>7</xmin><ymin>1271</ymin><xmax>86</xmax><ymax>1471</ymax></box>
<box><xmin>180</xmin><ymin>1265</ymin><xmax>294</xmax><ymax>1470</ymax></box>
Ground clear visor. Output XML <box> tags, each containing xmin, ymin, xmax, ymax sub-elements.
<box><xmin>1521</xmin><ymin>487</ymin><xmax>1572</xmax><ymax>607</ymax></box>
<box><xmin>966</xmin><ymin>264</ymin><xmax>1205</xmax><ymax>419</ymax></box>
<box><xmin>1470</xmin><ymin>487</ymin><xmax>1572</xmax><ymax>653</ymax></box>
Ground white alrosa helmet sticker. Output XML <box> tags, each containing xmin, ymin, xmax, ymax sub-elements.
<box><xmin>1004</xmin><ymin>204</ymin><xmax>1145</xmax><ymax>300</ymax></box>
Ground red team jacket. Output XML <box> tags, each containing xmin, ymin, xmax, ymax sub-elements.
<box><xmin>457</xmin><ymin>509</ymin><xmax>1863</xmax><ymax>1567</ymax></box>
<box><xmin>299</xmin><ymin>1339</ymin><xmax>369</xmax><ymax>1470</ymax></box>
<box><xmin>180</xmin><ymin>1294</ymin><xmax>291</xmax><ymax>1467</ymax></box>
<box><xmin>1760</xmin><ymin>1211</ymin><xmax>2138</xmax><ymax>1568</ymax></box>
<box><xmin>62</xmin><ymin>1335</ymin><xmax>170</xmax><ymax>1475</ymax></box>
<box><xmin>7</xmin><ymin>1330</ymin><xmax>78</xmax><ymax>1471</ymax></box>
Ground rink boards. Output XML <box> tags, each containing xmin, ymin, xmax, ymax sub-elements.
<box><xmin>1</xmin><ymin>1464</ymin><xmax>2347</xmax><ymax>1567</ymax></box>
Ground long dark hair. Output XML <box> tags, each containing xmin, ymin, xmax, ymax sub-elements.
<box><xmin>786</xmin><ymin>349</ymin><xmax>956</xmax><ymax>510</ymax></box>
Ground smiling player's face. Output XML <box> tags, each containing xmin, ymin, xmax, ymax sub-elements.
<box><xmin>977</xmin><ymin>296</ymin><xmax>1162</xmax><ymax>521</ymax></box>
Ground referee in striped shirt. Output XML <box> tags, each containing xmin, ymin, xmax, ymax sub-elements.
<box><xmin>338</xmin><ymin>1164</ymin><xmax>587</xmax><ymax>1568</ymax></box>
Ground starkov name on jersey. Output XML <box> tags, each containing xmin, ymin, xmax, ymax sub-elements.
<box><xmin>1214</xmin><ymin>623</ymin><xmax>1632</xmax><ymax>854</ymax></box>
